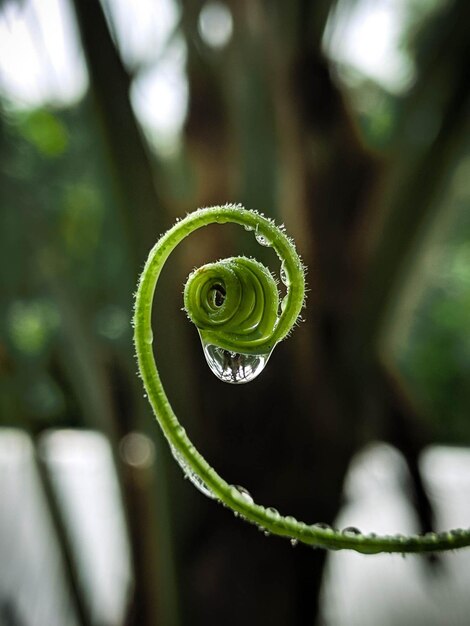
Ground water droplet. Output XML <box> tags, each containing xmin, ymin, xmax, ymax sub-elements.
<box><xmin>280</xmin><ymin>297</ymin><xmax>288</xmax><ymax>313</ymax></box>
<box><xmin>314</xmin><ymin>522</ymin><xmax>332</xmax><ymax>530</ymax></box>
<box><xmin>170</xmin><ymin>445</ymin><xmax>215</xmax><ymax>499</ymax></box>
<box><xmin>255</xmin><ymin>231</ymin><xmax>271</xmax><ymax>247</ymax></box>
<box><xmin>290</xmin><ymin>538</ymin><xmax>298</xmax><ymax>547</ymax></box>
<box><xmin>202</xmin><ymin>342</ymin><xmax>271</xmax><ymax>384</ymax></box>
<box><xmin>266</xmin><ymin>507</ymin><xmax>280</xmax><ymax>520</ymax></box>
<box><xmin>342</xmin><ymin>526</ymin><xmax>361</xmax><ymax>536</ymax></box>
<box><xmin>280</xmin><ymin>262</ymin><xmax>289</xmax><ymax>286</ymax></box>
<box><xmin>215</xmin><ymin>214</ymin><xmax>227</xmax><ymax>224</ymax></box>
<box><xmin>145</xmin><ymin>329</ymin><xmax>153</xmax><ymax>344</ymax></box>
<box><xmin>264</xmin><ymin>530</ymin><xmax>270</xmax><ymax>537</ymax></box>
<box><xmin>174</xmin><ymin>424</ymin><xmax>186</xmax><ymax>439</ymax></box>
<box><xmin>234</xmin><ymin>485</ymin><xmax>254</xmax><ymax>504</ymax></box>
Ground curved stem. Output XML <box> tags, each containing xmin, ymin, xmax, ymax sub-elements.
<box><xmin>134</xmin><ymin>205</ymin><xmax>470</xmax><ymax>554</ymax></box>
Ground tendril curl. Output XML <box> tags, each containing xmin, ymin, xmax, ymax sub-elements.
<box><xmin>133</xmin><ymin>205</ymin><xmax>470</xmax><ymax>554</ymax></box>
<box><xmin>184</xmin><ymin>257</ymin><xmax>280</xmax><ymax>355</ymax></box>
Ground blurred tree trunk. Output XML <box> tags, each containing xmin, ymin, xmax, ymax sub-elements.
<box><xmin>70</xmin><ymin>1</ymin><xmax>179</xmax><ymax>625</ymax></box>
<box><xmin>71</xmin><ymin>0</ymin><xmax>165</xmax><ymax>268</ymax></box>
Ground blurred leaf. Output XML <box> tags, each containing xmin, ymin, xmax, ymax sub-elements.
<box><xmin>7</xmin><ymin>299</ymin><xmax>60</xmax><ymax>356</ymax></box>
<box><xmin>17</xmin><ymin>110</ymin><xmax>68</xmax><ymax>157</ymax></box>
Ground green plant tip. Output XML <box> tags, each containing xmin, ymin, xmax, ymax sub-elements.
<box><xmin>133</xmin><ymin>205</ymin><xmax>470</xmax><ymax>554</ymax></box>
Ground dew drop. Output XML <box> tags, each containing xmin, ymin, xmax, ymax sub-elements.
<box><xmin>342</xmin><ymin>526</ymin><xmax>361</xmax><ymax>536</ymax></box>
<box><xmin>314</xmin><ymin>522</ymin><xmax>332</xmax><ymax>530</ymax></box>
<box><xmin>234</xmin><ymin>485</ymin><xmax>254</xmax><ymax>504</ymax></box>
<box><xmin>266</xmin><ymin>506</ymin><xmax>280</xmax><ymax>520</ymax></box>
<box><xmin>255</xmin><ymin>232</ymin><xmax>271</xmax><ymax>247</ymax></box>
<box><xmin>145</xmin><ymin>329</ymin><xmax>154</xmax><ymax>344</ymax></box>
<box><xmin>170</xmin><ymin>445</ymin><xmax>216</xmax><ymax>499</ymax></box>
<box><xmin>201</xmin><ymin>341</ymin><xmax>271</xmax><ymax>384</ymax></box>
<box><xmin>437</xmin><ymin>531</ymin><xmax>450</xmax><ymax>540</ymax></box>
<box><xmin>290</xmin><ymin>538</ymin><xmax>298</xmax><ymax>547</ymax></box>
<box><xmin>280</xmin><ymin>262</ymin><xmax>289</xmax><ymax>286</ymax></box>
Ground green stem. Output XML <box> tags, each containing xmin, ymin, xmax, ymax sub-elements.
<box><xmin>134</xmin><ymin>205</ymin><xmax>470</xmax><ymax>554</ymax></box>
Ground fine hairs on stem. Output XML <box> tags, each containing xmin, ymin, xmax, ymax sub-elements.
<box><xmin>133</xmin><ymin>204</ymin><xmax>470</xmax><ymax>554</ymax></box>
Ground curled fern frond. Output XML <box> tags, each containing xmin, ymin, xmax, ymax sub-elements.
<box><xmin>133</xmin><ymin>205</ymin><xmax>470</xmax><ymax>554</ymax></box>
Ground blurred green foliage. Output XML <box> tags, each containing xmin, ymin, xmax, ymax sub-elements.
<box><xmin>397</xmin><ymin>158</ymin><xmax>470</xmax><ymax>442</ymax></box>
<box><xmin>0</xmin><ymin>103</ymin><xmax>133</xmax><ymax>429</ymax></box>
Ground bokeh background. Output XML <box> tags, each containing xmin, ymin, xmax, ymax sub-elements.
<box><xmin>1</xmin><ymin>0</ymin><xmax>469</xmax><ymax>624</ymax></box>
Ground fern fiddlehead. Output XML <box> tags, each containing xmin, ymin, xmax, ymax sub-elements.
<box><xmin>134</xmin><ymin>205</ymin><xmax>470</xmax><ymax>554</ymax></box>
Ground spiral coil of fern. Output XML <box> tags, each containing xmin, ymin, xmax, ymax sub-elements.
<box><xmin>184</xmin><ymin>257</ymin><xmax>279</xmax><ymax>353</ymax></box>
<box><xmin>133</xmin><ymin>205</ymin><xmax>470</xmax><ymax>554</ymax></box>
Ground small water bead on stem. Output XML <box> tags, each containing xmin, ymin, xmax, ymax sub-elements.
<box><xmin>255</xmin><ymin>232</ymin><xmax>272</xmax><ymax>247</ymax></box>
<box><xmin>280</xmin><ymin>261</ymin><xmax>289</xmax><ymax>286</ymax></box>
<box><xmin>234</xmin><ymin>485</ymin><xmax>254</xmax><ymax>504</ymax></box>
<box><xmin>229</xmin><ymin>485</ymin><xmax>255</xmax><ymax>514</ymax></box>
<box><xmin>170</xmin><ymin>445</ymin><xmax>216</xmax><ymax>500</ymax></box>
<box><xmin>342</xmin><ymin>526</ymin><xmax>362</xmax><ymax>536</ymax></box>
<box><xmin>266</xmin><ymin>507</ymin><xmax>281</xmax><ymax>522</ymax></box>
<box><xmin>283</xmin><ymin>515</ymin><xmax>299</xmax><ymax>534</ymax></box>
